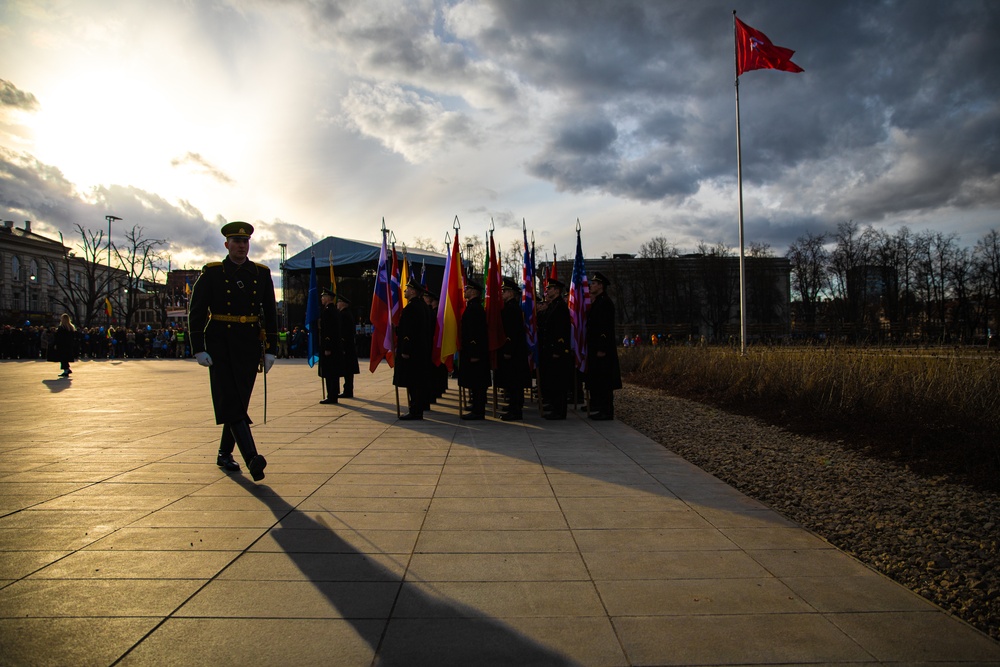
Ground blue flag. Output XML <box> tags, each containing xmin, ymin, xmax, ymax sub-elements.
<box><xmin>305</xmin><ymin>255</ymin><xmax>320</xmax><ymax>368</ymax></box>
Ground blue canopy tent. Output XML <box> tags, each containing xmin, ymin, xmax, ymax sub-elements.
<box><xmin>281</xmin><ymin>237</ymin><xmax>447</xmax><ymax>356</ymax></box>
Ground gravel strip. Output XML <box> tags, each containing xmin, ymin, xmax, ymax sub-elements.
<box><xmin>616</xmin><ymin>383</ymin><xmax>1000</xmax><ymax>642</ymax></box>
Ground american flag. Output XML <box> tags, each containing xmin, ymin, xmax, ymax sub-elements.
<box><xmin>568</xmin><ymin>229</ymin><xmax>590</xmax><ymax>372</ymax></box>
<box><xmin>520</xmin><ymin>222</ymin><xmax>538</xmax><ymax>369</ymax></box>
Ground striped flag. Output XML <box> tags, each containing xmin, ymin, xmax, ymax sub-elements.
<box><xmin>520</xmin><ymin>222</ymin><xmax>538</xmax><ymax>369</ymax></box>
<box><xmin>434</xmin><ymin>231</ymin><xmax>465</xmax><ymax>371</ymax></box>
<box><xmin>568</xmin><ymin>227</ymin><xmax>590</xmax><ymax>372</ymax></box>
<box><xmin>369</xmin><ymin>230</ymin><xmax>392</xmax><ymax>372</ymax></box>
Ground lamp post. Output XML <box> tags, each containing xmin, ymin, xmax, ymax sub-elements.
<box><xmin>105</xmin><ymin>215</ymin><xmax>121</xmax><ymax>329</ymax></box>
<box><xmin>278</xmin><ymin>243</ymin><xmax>287</xmax><ymax>330</ymax></box>
<box><xmin>23</xmin><ymin>271</ymin><xmax>36</xmax><ymax>322</ymax></box>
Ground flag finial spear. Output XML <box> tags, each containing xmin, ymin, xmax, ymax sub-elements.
<box><xmin>453</xmin><ymin>215</ymin><xmax>461</xmax><ymax>231</ymax></box>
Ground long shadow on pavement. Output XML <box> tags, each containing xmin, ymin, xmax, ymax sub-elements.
<box><xmin>228</xmin><ymin>474</ymin><xmax>576</xmax><ymax>667</ymax></box>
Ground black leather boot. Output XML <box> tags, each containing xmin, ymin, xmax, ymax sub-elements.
<box><xmin>229</xmin><ymin>420</ymin><xmax>267</xmax><ymax>481</ymax></box>
<box><xmin>217</xmin><ymin>426</ymin><xmax>240</xmax><ymax>471</ymax></box>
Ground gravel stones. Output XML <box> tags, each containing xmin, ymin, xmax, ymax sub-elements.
<box><xmin>617</xmin><ymin>383</ymin><xmax>1000</xmax><ymax>642</ymax></box>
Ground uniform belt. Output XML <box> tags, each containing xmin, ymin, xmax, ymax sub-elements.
<box><xmin>212</xmin><ymin>314</ymin><xmax>259</xmax><ymax>324</ymax></box>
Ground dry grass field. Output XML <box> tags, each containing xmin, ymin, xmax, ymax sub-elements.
<box><xmin>620</xmin><ymin>345</ymin><xmax>1000</xmax><ymax>491</ymax></box>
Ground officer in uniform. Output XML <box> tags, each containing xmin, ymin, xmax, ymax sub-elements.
<box><xmin>422</xmin><ymin>289</ymin><xmax>448</xmax><ymax>405</ymax></box>
<box><xmin>336</xmin><ymin>294</ymin><xmax>360</xmax><ymax>398</ymax></box>
<box><xmin>458</xmin><ymin>279</ymin><xmax>490</xmax><ymax>419</ymax></box>
<box><xmin>189</xmin><ymin>221</ymin><xmax>277</xmax><ymax>481</ymax></box>
<box><xmin>394</xmin><ymin>281</ymin><xmax>432</xmax><ymax>420</ymax></box>
<box><xmin>496</xmin><ymin>277</ymin><xmax>530</xmax><ymax>421</ymax></box>
<box><xmin>318</xmin><ymin>287</ymin><xmax>341</xmax><ymax>404</ymax></box>
<box><xmin>585</xmin><ymin>271</ymin><xmax>622</xmax><ymax>420</ymax></box>
<box><xmin>539</xmin><ymin>278</ymin><xmax>571</xmax><ymax>419</ymax></box>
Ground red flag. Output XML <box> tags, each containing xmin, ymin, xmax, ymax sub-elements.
<box><xmin>369</xmin><ymin>232</ymin><xmax>392</xmax><ymax>372</ymax></box>
<box><xmin>735</xmin><ymin>17</ymin><xmax>803</xmax><ymax>76</ymax></box>
<box><xmin>568</xmin><ymin>229</ymin><xmax>590</xmax><ymax>372</ymax></box>
<box><xmin>485</xmin><ymin>233</ymin><xmax>504</xmax><ymax>359</ymax></box>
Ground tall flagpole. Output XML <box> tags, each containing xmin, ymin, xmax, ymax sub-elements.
<box><xmin>733</xmin><ymin>10</ymin><xmax>748</xmax><ymax>356</ymax></box>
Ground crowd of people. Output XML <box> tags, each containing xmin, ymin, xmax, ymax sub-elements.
<box><xmin>1</xmin><ymin>323</ymin><xmax>193</xmax><ymax>361</ymax></box>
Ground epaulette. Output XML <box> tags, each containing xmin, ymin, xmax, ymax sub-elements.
<box><xmin>203</xmin><ymin>261</ymin><xmax>223</xmax><ymax>269</ymax></box>
<box><xmin>255</xmin><ymin>262</ymin><xmax>270</xmax><ymax>270</ymax></box>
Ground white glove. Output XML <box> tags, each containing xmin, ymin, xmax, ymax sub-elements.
<box><xmin>263</xmin><ymin>353</ymin><xmax>275</xmax><ymax>374</ymax></box>
<box><xmin>195</xmin><ymin>351</ymin><xmax>213</xmax><ymax>367</ymax></box>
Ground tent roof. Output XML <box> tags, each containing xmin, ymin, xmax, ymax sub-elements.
<box><xmin>284</xmin><ymin>236</ymin><xmax>447</xmax><ymax>271</ymax></box>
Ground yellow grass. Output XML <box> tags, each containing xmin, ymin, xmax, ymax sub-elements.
<box><xmin>620</xmin><ymin>346</ymin><xmax>1000</xmax><ymax>487</ymax></box>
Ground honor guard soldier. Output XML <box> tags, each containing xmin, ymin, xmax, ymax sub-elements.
<box><xmin>585</xmin><ymin>271</ymin><xmax>622</xmax><ymax>420</ymax></box>
<box><xmin>495</xmin><ymin>277</ymin><xmax>530</xmax><ymax>421</ymax></box>
<box><xmin>189</xmin><ymin>221</ymin><xmax>277</xmax><ymax>481</ymax></box>
<box><xmin>540</xmin><ymin>278</ymin><xmax>571</xmax><ymax>419</ymax></box>
<box><xmin>318</xmin><ymin>288</ymin><xmax>342</xmax><ymax>404</ymax></box>
<box><xmin>458</xmin><ymin>278</ymin><xmax>491</xmax><ymax>419</ymax></box>
<box><xmin>336</xmin><ymin>294</ymin><xmax>360</xmax><ymax>398</ymax></box>
<box><xmin>394</xmin><ymin>281</ymin><xmax>432</xmax><ymax>420</ymax></box>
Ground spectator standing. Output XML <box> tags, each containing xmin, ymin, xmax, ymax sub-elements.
<box><xmin>52</xmin><ymin>314</ymin><xmax>77</xmax><ymax>378</ymax></box>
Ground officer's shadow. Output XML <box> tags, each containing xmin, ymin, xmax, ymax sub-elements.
<box><xmin>231</xmin><ymin>475</ymin><xmax>574</xmax><ymax>666</ymax></box>
<box><xmin>42</xmin><ymin>377</ymin><xmax>73</xmax><ymax>393</ymax></box>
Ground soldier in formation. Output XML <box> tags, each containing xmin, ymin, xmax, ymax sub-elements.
<box><xmin>318</xmin><ymin>287</ymin><xmax>341</xmax><ymax>404</ymax></box>
<box><xmin>585</xmin><ymin>271</ymin><xmax>622</xmax><ymax>420</ymax></box>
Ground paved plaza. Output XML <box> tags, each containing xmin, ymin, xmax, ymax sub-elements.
<box><xmin>1</xmin><ymin>358</ymin><xmax>998</xmax><ymax>666</ymax></box>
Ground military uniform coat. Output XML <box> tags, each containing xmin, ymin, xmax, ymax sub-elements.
<box><xmin>585</xmin><ymin>291</ymin><xmax>622</xmax><ymax>391</ymax></box>
<box><xmin>458</xmin><ymin>297</ymin><xmax>491</xmax><ymax>389</ymax></box>
<box><xmin>338</xmin><ymin>307</ymin><xmax>361</xmax><ymax>376</ymax></box>
<box><xmin>494</xmin><ymin>298</ymin><xmax>530</xmax><ymax>390</ymax></box>
<box><xmin>392</xmin><ymin>298</ymin><xmax>432</xmax><ymax>389</ymax></box>
<box><xmin>189</xmin><ymin>257</ymin><xmax>278</xmax><ymax>425</ymax></box>
<box><xmin>318</xmin><ymin>302</ymin><xmax>342</xmax><ymax>379</ymax></box>
<box><xmin>539</xmin><ymin>295</ymin><xmax>572</xmax><ymax>406</ymax></box>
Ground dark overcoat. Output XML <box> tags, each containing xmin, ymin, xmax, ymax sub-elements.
<box><xmin>52</xmin><ymin>325</ymin><xmax>77</xmax><ymax>363</ymax></box>
<box><xmin>458</xmin><ymin>297</ymin><xmax>491</xmax><ymax>389</ymax></box>
<box><xmin>189</xmin><ymin>257</ymin><xmax>278</xmax><ymax>425</ymax></box>
<box><xmin>393</xmin><ymin>298</ymin><xmax>432</xmax><ymax>389</ymax></box>
<box><xmin>318</xmin><ymin>302</ymin><xmax>341</xmax><ymax>379</ymax></box>
<box><xmin>494</xmin><ymin>298</ymin><xmax>530</xmax><ymax>389</ymax></box>
<box><xmin>338</xmin><ymin>307</ymin><xmax>361</xmax><ymax>376</ymax></box>
<box><xmin>585</xmin><ymin>291</ymin><xmax>622</xmax><ymax>390</ymax></box>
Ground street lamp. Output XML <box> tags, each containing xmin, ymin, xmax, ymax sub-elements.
<box><xmin>23</xmin><ymin>272</ymin><xmax>36</xmax><ymax>322</ymax></box>
<box><xmin>105</xmin><ymin>215</ymin><xmax>121</xmax><ymax>329</ymax></box>
<box><xmin>278</xmin><ymin>243</ymin><xmax>287</xmax><ymax>330</ymax></box>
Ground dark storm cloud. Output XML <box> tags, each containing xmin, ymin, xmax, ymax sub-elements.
<box><xmin>482</xmin><ymin>0</ymin><xmax>1000</xmax><ymax>225</ymax></box>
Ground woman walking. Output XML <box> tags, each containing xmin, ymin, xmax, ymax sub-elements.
<box><xmin>53</xmin><ymin>313</ymin><xmax>77</xmax><ymax>378</ymax></box>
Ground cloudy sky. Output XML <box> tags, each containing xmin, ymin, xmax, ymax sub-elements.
<box><xmin>1</xmin><ymin>0</ymin><xmax>998</xmax><ymax>276</ymax></box>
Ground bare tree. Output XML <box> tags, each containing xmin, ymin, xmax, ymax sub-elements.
<box><xmin>787</xmin><ymin>232</ymin><xmax>829</xmax><ymax>326</ymax></box>
<box><xmin>695</xmin><ymin>242</ymin><xmax>738</xmax><ymax>340</ymax></box>
<box><xmin>45</xmin><ymin>224</ymin><xmax>118</xmax><ymax>329</ymax></box>
<box><xmin>113</xmin><ymin>225</ymin><xmax>167</xmax><ymax>328</ymax></box>
<box><xmin>973</xmin><ymin>229</ymin><xmax>1000</xmax><ymax>343</ymax></box>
